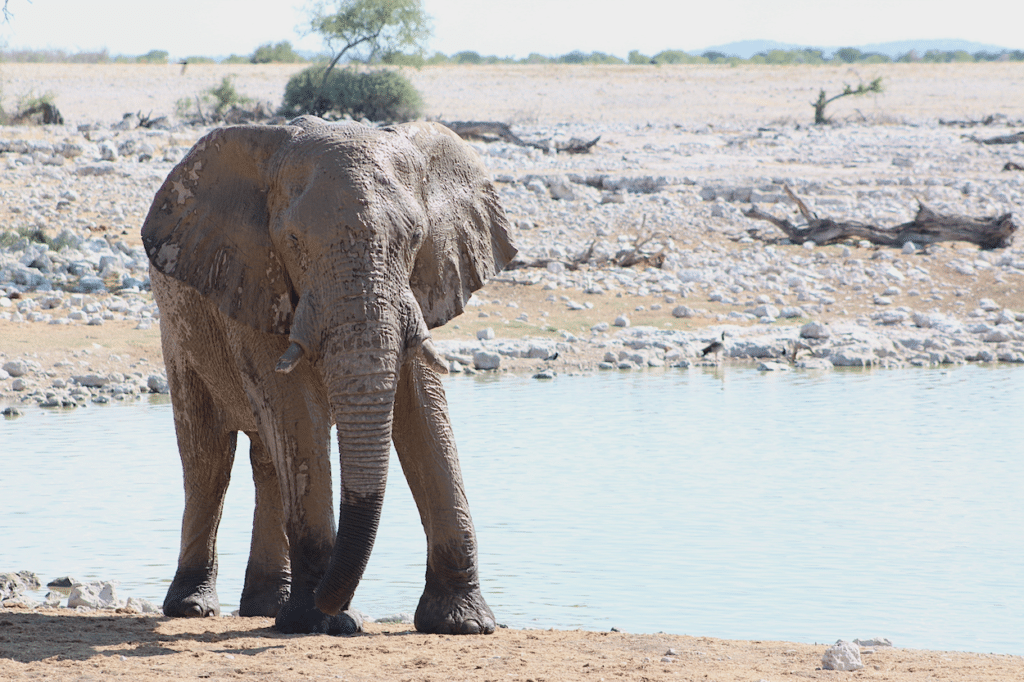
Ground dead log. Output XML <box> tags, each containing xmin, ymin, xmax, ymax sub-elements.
<box><xmin>442</xmin><ymin>121</ymin><xmax>599</xmax><ymax>153</ymax></box>
<box><xmin>973</xmin><ymin>131</ymin><xmax>1024</xmax><ymax>145</ymax></box>
<box><xmin>555</xmin><ymin>135</ymin><xmax>601</xmax><ymax>154</ymax></box>
<box><xmin>441</xmin><ymin>121</ymin><xmax>545</xmax><ymax>149</ymax></box>
<box><xmin>743</xmin><ymin>186</ymin><xmax>1015</xmax><ymax>250</ymax></box>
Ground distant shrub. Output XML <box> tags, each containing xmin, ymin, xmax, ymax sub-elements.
<box><xmin>136</xmin><ymin>50</ymin><xmax>169</xmax><ymax>64</ymax></box>
<box><xmin>206</xmin><ymin>76</ymin><xmax>250</xmax><ymax>116</ymax></box>
<box><xmin>183</xmin><ymin>56</ymin><xmax>217</xmax><ymax>65</ymax></box>
<box><xmin>556</xmin><ymin>51</ymin><xmax>624</xmax><ymax>65</ymax></box>
<box><xmin>452</xmin><ymin>50</ymin><xmax>483</xmax><ymax>65</ymax></box>
<box><xmin>280</xmin><ymin>65</ymin><xmax>422</xmax><ymax>123</ymax></box>
<box><xmin>175</xmin><ymin>76</ymin><xmax>252</xmax><ymax>121</ymax></box>
<box><xmin>381</xmin><ymin>51</ymin><xmax>426</xmax><ymax>67</ymax></box>
<box><xmin>652</xmin><ymin>50</ymin><xmax>707</xmax><ymax>65</ymax></box>
<box><xmin>251</xmin><ymin>41</ymin><xmax>306</xmax><ymax>64</ymax></box>
<box><xmin>627</xmin><ymin>50</ymin><xmax>652</xmax><ymax>65</ymax></box>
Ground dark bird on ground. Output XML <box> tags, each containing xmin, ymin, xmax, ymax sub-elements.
<box><xmin>701</xmin><ymin>332</ymin><xmax>726</xmax><ymax>360</ymax></box>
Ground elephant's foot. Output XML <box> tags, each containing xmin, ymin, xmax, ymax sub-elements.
<box><xmin>163</xmin><ymin>567</ymin><xmax>220</xmax><ymax>618</ymax></box>
<box><xmin>238</xmin><ymin>571</ymin><xmax>290</xmax><ymax>618</ymax></box>
<box><xmin>414</xmin><ymin>585</ymin><xmax>496</xmax><ymax>635</ymax></box>
<box><xmin>275</xmin><ymin>597</ymin><xmax>362</xmax><ymax>635</ymax></box>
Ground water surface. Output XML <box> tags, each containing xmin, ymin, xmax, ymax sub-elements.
<box><xmin>2</xmin><ymin>365</ymin><xmax>1021</xmax><ymax>654</ymax></box>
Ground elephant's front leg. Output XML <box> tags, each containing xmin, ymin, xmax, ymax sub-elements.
<box><xmin>392</xmin><ymin>357</ymin><xmax>496</xmax><ymax>635</ymax></box>
<box><xmin>238</xmin><ymin>433</ymin><xmax>291</xmax><ymax>617</ymax></box>
<box><xmin>246</xmin><ymin>384</ymin><xmax>362</xmax><ymax>635</ymax></box>
<box><xmin>163</xmin><ymin>363</ymin><xmax>237</xmax><ymax>618</ymax></box>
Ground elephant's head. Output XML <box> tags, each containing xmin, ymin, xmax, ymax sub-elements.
<box><xmin>141</xmin><ymin>115</ymin><xmax>515</xmax><ymax>616</ymax></box>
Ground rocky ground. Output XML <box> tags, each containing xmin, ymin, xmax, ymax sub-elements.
<box><xmin>1</xmin><ymin>63</ymin><xmax>1023</xmax><ymax>679</ymax></box>
<box><xmin>2</xmin><ymin>64</ymin><xmax>1023</xmax><ymax>409</ymax></box>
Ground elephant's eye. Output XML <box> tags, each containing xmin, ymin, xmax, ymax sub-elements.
<box><xmin>287</xmin><ymin>234</ymin><xmax>299</xmax><ymax>246</ymax></box>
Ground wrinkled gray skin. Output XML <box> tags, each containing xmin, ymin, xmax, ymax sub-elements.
<box><xmin>141</xmin><ymin>116</ymin><xmax>516</xmax><ymax>635</ymax></box>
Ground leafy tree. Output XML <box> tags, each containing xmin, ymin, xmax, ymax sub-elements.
<box><xmin>251</xmin><ymin>41</ymin><xmax>305</xmax><ymax>64</ymax></box>
<box><xmin>137</xmin><ymin>50</ymin><xmax>169</xmax><ymax>64</ymax></box>
<box><xmin>305</xmin><ymin>0</ymin><xmax>430</xmax><ymax>115</ymax></box>
<box><xmin>701</xmin><ymin>50</ymin><xmax>732</xmax><ymax>63</ymax></box>
<box><xmin>628</xmin><ymin>50</ymin><xmax>652</xmax><ymax>64</ymax></box>
<box><xmin>833</xmin><ymin>47</ymin><xmax>863</xmax><ymax>63</ymax></box>
<box><xmin>452</xmin><ymin>50</ymin><xmax>482</xmax><ymax>64</ymax></box>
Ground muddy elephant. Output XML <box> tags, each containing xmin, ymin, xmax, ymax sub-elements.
<box><xmin>141</xmin><ymin>115</ymin><xmax>516</xmax><ymax>635</ymax></box>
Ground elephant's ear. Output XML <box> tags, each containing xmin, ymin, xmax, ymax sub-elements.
<box><xmin>141</xmin><ymin>125</ymin><xmax>299</xmax><ymax>335</ymax></box>
<box><xmin>401</xmin><ymin>122</ymin><xmax>517</xmax><ymax>329</ymax></box>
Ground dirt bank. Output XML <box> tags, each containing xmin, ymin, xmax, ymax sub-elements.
<box><xmin>1</xmin><ymin>611</ymin><xmax>1021</xmax><ymax>682</ymax></box>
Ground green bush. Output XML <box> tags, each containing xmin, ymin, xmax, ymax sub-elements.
<box><xmin>137</xmin><ymin>50</ymin><xmax>169</xmax><ymax>64</ymax></box>
<box><xmin>280</xmin><ymin>65</ymin><xmax>422</xmax><ymax>123</ymax></box>
<box><xmin>251</xmin><ymin>41</ymin><xmax>306</xmax><ymax>64</ymax></box>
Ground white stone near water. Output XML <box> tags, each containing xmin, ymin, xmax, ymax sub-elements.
<box><xmin>821</xmin><ymin>640</ymin><xmax>864</xmax><ymax>671</ymax></box>
<box><xmin>472</xmin><ymin>350</ymin><xmax>501</xmax><ymax>371</ymax></box>
<box><xmin>800</xmin><ymin>321</ymin><xmax>830</xmax><ymax>339</ymax></box>
<box><xmin>68</xmin><ymin>581</ymin><xmax>121</xmax><ymax>610</ymax></box>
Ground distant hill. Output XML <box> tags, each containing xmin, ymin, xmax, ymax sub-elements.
<box><xmin>696</xmin><ymin>38</ymin><xmax>1014</xmax><ymax>59</ymax></box>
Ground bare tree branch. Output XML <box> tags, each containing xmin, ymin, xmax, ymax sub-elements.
<box><xmin>743</xmin><ymin>186</ymin><xmax>1016</xmax><ymax>250</ymax></box>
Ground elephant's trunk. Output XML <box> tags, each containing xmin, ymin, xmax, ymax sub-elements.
<box><xmin>313</xmin><ymin>318</ymin><xmax>401</xmax><ymax>617</ymax></box>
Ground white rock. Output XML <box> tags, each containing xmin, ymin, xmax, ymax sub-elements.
<box><xmin>854</xmin><ymin>637</ymin><xmax>893</xmax><ymax>648</ymax></box>
<box><xmin>984</xmin><ymin>329</ymin><xmax>1013</xmax><ymax>343</ymax></box>
<box><xmin>752</xmin><ymin>304</ymin><xmax>779</xmax><ymax>318</ymax></box>
<box><xmin>757</xmin><ymin>361</ymin><xmax>790</xmax><ymax>371</ymax></box>
<box><xmin>68</xmin><ymin>581</ymin><xmax>121</xmax><ymax>610</ymax></box>
<box><xmin>472</xmin><ymin>350</ymin><xmax>501</xmax><ymax>370</ymax></box>
<box><xmin>73</xmin><ymin>374</ymin><xmax>109</xmax><ymax>387</ymax></box>
<box><xmin>795</xmin><ymin>357</ymin><xmax>834</xmax><ymax>370</ymax></box>
<box><xmin>821</xmin><ymin>640</ymin><xmax>863</xmax><ymax>671</ymax></box>
<box><xmin>613</xmin><ymin>315</ymin><xmax>630</xmax><ymax>327</ymax></box>
<box><xmin>672</xmin><ymin>305</ymin><xmax>696</xmax><ymax>318</ymax></box>
<box><xmin>147</xmin><ymin>375</ymin><xmax>170</xmax><ymax>394</ymax></box>
<box><xmin>2</xmin><ymin>360</ymin><xmax>31</xmax><ymax>377</ymax></box>
<box><xmin>800</xmin><ymin>321</ymin><xmax>830</xmax><ymax>339</ymax></box>
<box><xmin>476</xmin><ymin>327</ymin><xmax>495</xmax><ymax>340</ymax></box>
<box><xmin>901</xmin><ymin>241</ymin><xmax>917</xmax><ymax>254</ymax></box>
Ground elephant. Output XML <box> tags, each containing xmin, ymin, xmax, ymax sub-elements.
<box><xmin>140</xmin><ymin>115</ymin><xmax>516</xmax><ymax>635</ymax></box>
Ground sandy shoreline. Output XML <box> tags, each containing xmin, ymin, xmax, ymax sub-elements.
<box><xmin>2</xmin><ymin>64</ymin><xmax>1023</xmax><ymax>678</ymax></box>
<box><xmin>1</xmin><ymin>611</ymin><xmax>1020</xmax><ymax>682</ymax></box>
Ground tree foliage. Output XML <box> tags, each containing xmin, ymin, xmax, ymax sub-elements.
<box><xmin>308</xmin><ymin>0</ymin><xmax>430</xmax><ymax>64</ymax></box>
<box><xmin>251</xmin><ymin>41</ymin><xmax>306</xmax><ymax>64</ymax></box>
<box><xmin>305</xmin><ymin>0</ymin><xmax>429</xmax><ymax>116</ymax></box>
<box><xmin>280</xmin><ymin>65</ymin><xmax>422</xmax><ymax>123</ymax></box>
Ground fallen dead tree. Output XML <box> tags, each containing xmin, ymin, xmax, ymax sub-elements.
<box><xmin>972</xmin><ymin>131</ymin><xmax>1024</xmax><ymax>145</ymax></box>
<box><xmin>743</xmin><ymin>186</ymin><xmax>1016</xmax><ymax>250</ymax></box>
<box><xmin>441</xmin><ymin>120</ymin><xmax>599</xmax><ymax>154</ymax></box>
<box><xmin>442</xmin><ymin>121</ymin><xmax>543</xmax><ymax>148</ymax></box>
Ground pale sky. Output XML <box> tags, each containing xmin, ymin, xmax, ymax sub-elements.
<box><xmin>1</xmin><ymin>0</ymin><xmax>1021</xmax><ymax>59</ymax></box>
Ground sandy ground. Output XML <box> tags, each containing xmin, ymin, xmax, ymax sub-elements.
<box><xmin>1</xmin><ymin>611</ymin><xmax>1022</xmax><ymax>682</ymax></box>
<box><xmin>2</xmin><ymin>64</ymin><xmax>1024</xmax><ymax>678</ymax></box>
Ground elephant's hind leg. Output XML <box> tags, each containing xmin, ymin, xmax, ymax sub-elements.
<box><xmin>392</xmin><ymin>358</ymin><xmax>496</xmax><ymax>635</ymax></box>
<box><xmin>239</xmin><ymin>433</ymin><xmax>291</xmax><ymax>617</ymax></box>
<box><xmin>162</xmin><ymin>363</ymin><xmax>238</xmax><ymax>619</ymax></box>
